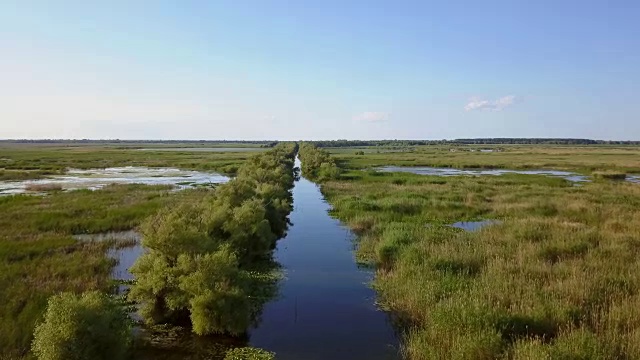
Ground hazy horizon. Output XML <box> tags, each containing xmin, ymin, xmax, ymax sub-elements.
<box><xmin>2</xmin><ymin>2</ymin><xmax>639</xmax><ymax>140</ymax></box>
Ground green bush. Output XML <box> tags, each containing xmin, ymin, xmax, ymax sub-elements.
<box><xmin>31</xmin><ymin>291</ymin><xmax>132</xmax><ymax>360</ymax></box>
<box><xmin>298</xmin><ymin>142</ymin><xmax>341</xmax><ymax>181</ymax></box>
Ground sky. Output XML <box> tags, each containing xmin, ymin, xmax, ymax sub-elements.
<box><xmin>1</xmin><ymin>1</ymin><xmax>639</xmax><ymax>140</ymax></box>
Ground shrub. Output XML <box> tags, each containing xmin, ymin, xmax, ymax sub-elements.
<box><xmin>31</xmin><ymin>291</ymin><xmax>132</xmax><ymax>360</ymax></box>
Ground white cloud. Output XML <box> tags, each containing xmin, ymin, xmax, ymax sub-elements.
<box><xmin>465</xmin><ymin>95</ymin><xmax>517</xmax><ymax>111</ymax></box>
<box><xmin>353</xmin><ymin>111</ymin><xmax>390</xmax><ymax>122</ymax></box>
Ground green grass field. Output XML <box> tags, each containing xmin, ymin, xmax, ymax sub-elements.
<box><xmin>321</xmin><ymin>145</ymin><xmax>640</xmax><ymax>359</ymax></box>
<box><xmin>0</xmin><ymin>141</ymin><xmax>265</xmax><ymax>180</ymax></box>
<box><xmin>329</xmin><ymin>144</ymin><xmax>640</xmax><ymax>174</ymax></box>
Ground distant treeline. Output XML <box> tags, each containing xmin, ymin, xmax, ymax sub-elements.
<box><xmin>310</xmin><ymin>139</ymin><xmax>640</xmax><ymax>147</ymax></box>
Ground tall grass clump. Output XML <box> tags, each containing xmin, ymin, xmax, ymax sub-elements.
<box><xmin>129</xmin><ymin>143</ymin><xmax>298</xmax><ymax>336</ymax></box>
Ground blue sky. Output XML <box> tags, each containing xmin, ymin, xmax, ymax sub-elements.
<box><xmin>1</xmin><ymin>1</ymin><xmax>639</xmax><ymax>140</ymax></box>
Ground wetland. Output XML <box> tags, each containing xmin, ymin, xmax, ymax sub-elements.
<box><xmin>4</xmin><ymin>141</ymin><xmax>640</xmax><ymax>359</ymax></box>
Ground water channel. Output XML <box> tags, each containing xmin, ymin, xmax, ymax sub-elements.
<box><xmin>107</xmin><ymin>158</ymin><xmax>398</xmax><ymax>358</ymax></box>
<box><xmin>248</xmin><ymin>158</ymin><xmax>398</xmax><ymax>359</ymax></box>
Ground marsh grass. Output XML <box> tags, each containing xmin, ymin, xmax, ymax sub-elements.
<box><xmin>0</xmin><ymin>184</ymin><xmax>206</xmax><ymax>358</ymax></box>
<box><xmin>322</xmin><ymin>169</ymin><xmax>640</xmax><ymax>359</ymax></box>
<box><xmin>0</xmin><ymin>142</ymin><xmax>254</xmax><ymax>179</ymax></box>
<box><xmin>24</xmin><ymin>183</ymin><xmax>63</xmax><ymax>192</ymax></box>
<box><xmin>330</xmin><ymin>144</ymin><xmax>640</xmax><ymax>174</ymax></box>
<box><xmin>592</xmin><ymin>171</ymin><xmax>628</xmax><ymax>180</ymax></box>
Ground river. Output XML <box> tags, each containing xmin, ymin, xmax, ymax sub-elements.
<box><xmin>248</xmin><ymin>158</ymin><xmax>398</xmax><ymax>359</ymax></box>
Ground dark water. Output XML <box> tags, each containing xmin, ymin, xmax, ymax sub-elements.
<box><xmin>248</xmin><ymin>161</ymin><xmax>399</xmax><ymax>359</ymax></box>
<box><xmin>108</xmin><ymin>244</ymin><xmax>143</xmax><ymax>282</ymax></box>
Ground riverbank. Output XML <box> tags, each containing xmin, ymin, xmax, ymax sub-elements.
<box><xmin>322</xmin><ymin>167</ymin><xmax>640</xmax><ymax>359</ymax></box>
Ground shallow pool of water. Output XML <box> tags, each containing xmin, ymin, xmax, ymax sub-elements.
<box><xmin>628</xmin><ymin>175</ymin><xmax>640</xmax><ymax>183</ymax></box>
<box><xmin>248</xmin><ymin>159</ymin><xmax>398</xmax><ymax>359</ymax></box>
<box><xmin>109</xmin><ymin>244</ymin><xmax>144</xmax><ymax>283</ymax></box>
<box><xmin>379</xmin><ymin>166</ymin><xmax>590</xmax><ymax>182</ymax></box>
<box><xmin>0</xmin><ymin>167</ymin><xmax>229</xmax><ymax>195</ymax></box>
<box><xmin>451</xmin><ymin>220</ymin><xmax>501</xmax><ymax>231</ymax></box>
<box><xmin>73</xmin><ymin>230</ymin><xmax>143</xmax><ymax>293</ymax></box>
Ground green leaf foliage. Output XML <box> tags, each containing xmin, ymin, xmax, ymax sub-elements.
<box><xmin>129</xmin><ymin>143</ymin><xmax>298</xmax><ymax>335</ymax></box>
<box><xmin>298</xmin><ymin>142</ymin><xmax>341</xmax><ymax>181</ymax></box>
<box><xmin>31</xmin><ymin>291</ymin><xmax>132</xmax><ymax>360</ymax></box>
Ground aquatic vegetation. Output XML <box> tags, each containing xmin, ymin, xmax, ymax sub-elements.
<box><xmin>225</xmin><ymin>347</ymin><xmax>275</xmax><ymax>360</ymax></box>
<box><xmin>129</xmin><ymin>143</ymin><xmax>298</xmax><ymax>336</ymax></box>
<box><xmin>31</xmin><ymin>291</ymin><xmax>132</xmax><ymax>360</ymax></box>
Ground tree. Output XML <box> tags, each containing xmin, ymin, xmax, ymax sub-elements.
<box><xmin>32</xmin><ymin>291</ymin><xmax>132</xmax><ymax>360</ymax></box>
<box><xmin>129</xmin><ymin>143</ymin><xmax>297</xmax><ymax>336</ymax></box>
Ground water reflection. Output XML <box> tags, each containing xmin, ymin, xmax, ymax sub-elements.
<box><xmin>249</xmin><ymin>162</ymin><xmax>399</xmax><ymax>360</ymax></box>
<box><xmin>450</xmin><ymin>220</ymin><xmax>501</xmax><ymax>231</ymax></box>
<box><xmin>0</xmin><ymin>167</ymin><xmax>229</xmax><ymax>195</ymax></box>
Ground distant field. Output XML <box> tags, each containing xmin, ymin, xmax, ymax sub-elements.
<box><xmin>138</xmin><ymin>147</ymin><xmax>267</xmax><ymax>152</ymax></box>
<box><xmin>0</xmin><ymin>141</ymin><xmax>261</xmax><ymax>180</ymax></box>
<box><xmin>328</xmin><ymin>144</ymin><xmax>640</xmax><ymax>174</ymax></box>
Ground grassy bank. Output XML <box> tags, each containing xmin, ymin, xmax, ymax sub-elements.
<box><xmin>329</xmin><ymin>144</ymin><xmax>640</xmax><ymax>174</ymax></box>
<box><xmin>322</xmin><ymin>164</ymin><xmax>640</xmax><ymax>358</ymax></box>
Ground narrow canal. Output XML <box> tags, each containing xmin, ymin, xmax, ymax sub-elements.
<box><xmin>249</xmin><ymin>159</ymin><xmax>398</xmax><ymax>359</ymax></box>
